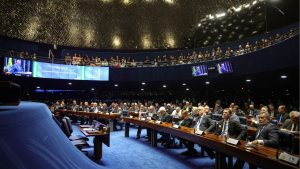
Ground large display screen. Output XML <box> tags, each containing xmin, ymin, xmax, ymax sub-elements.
<box><xmin>33</xmin><ymin>62</ymin><xmax>83</xmax><ymax>80</ymax></box>
<box><xmin>3</xmin><ymin>57</ymin><xmax>109</xmax><ymax>81</ymax></box>
<box><xmin>216</xmin><ymin>61</ymin><xmax>233</xmax><ymax>74</ymax></box>
<box><xmin>192</xmin><ymin>65</ymin><xmax>208</xmax><ymax>77</ymax></box>
<box><xmin>3</xmin><ymin>57</ymin><xmax>33</xmax><ymax>77</ymax></box>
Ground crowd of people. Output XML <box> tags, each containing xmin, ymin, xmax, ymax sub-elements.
<box><xmin>63</xmin><ymin>28</ymin><xmax>298</xmax><ymax>68</ymax></box>
<box><xmin>51</xmin><ymin>99</ymin><xmax>299</xmax><ymax>160</ymax></box>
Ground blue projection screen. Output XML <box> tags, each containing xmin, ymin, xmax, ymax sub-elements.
<box><xmin>32</xmin><ymin>61</ymin><xmax>109</xmax><ymax>81</ymax></box>
<box><xmin>84</xmin><ymin>66</ymin><xmax>109</xmax><ymax>81</ymax></box>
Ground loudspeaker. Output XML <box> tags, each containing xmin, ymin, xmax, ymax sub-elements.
<box><xmin>0</xmin><ymin>81</ymin><xmax>21</xmax><ymax>106</ymax></box>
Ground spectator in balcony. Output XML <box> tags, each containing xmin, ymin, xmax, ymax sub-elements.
<box><xmin>245</xmin><ymin>42</ymin><xmax>251</xmax><ymax>53</ymax></box>
<box><xmin>225</xmin><ymin>47</ymin><xmax>233</xmax><ymax>57</ymax></box>
<box><xmin>131</xmin><ymin>59</ymin><xmax>136</xmax><ymax>67</ymax></box>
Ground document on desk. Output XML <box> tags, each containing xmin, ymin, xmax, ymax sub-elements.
<box><xmin>83</xmin><ymin>128</ymin><xmax>96</xmax><ymax>131</ymax></box>
<box><xmin>79</xmin><ymin>125</ymin><xmax>93</xmax><ymax>128</ymax></box>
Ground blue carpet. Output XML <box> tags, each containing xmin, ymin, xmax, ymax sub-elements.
<box><xmin>73</xmin><ymin>125</ymin><xmax>249</xmax><ymax>169</ymax></box>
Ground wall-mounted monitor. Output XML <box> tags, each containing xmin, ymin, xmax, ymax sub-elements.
<box><xmin>3</xmin><ymin>57</ymin><xmax>109</xmax><ymax>81</ymax></box>
<box><xmin>84</xmin><ymin>66</ymin><xmax>109</xmax><ymax>81</ymax></box>
<box><xmin>216</xmin><ymin>61</ymin><xmax>233</xmax><ymax>74</ymax></box>
<box><xmin>3</xmin><ymin>57</ymin><xmax>32</xmax><ymax>77</ymax></box>
<box><xmin>33</xmin><ymin>62</ymin><xmax>83</xmax><ymax>80</ymax></box>
<box><xmin>192</xmin><ymin>65</ymin><xmax>208</xmax><ymax>77</ymax></box>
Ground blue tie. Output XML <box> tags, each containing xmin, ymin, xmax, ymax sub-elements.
<box><xmin>222</xmin><ymin>121</ymin><xmax>227</xmax><ymax>135</ymax></box>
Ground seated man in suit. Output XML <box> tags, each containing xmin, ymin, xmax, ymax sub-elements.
<box><xmin>251</xmin><ymin>111</ymin><xmax>279</xmax><ymax>147</ymax></box>
<box><xmin>180</xmin><ymin>106</ymin><xmax>215</xmax><ymax>157</ymax></box>
<box><xmin>156</xmin><ymin>107</ymin><xmax>173</xmax><ymax>147</ymax></box>
<box><xmin>215</xmin><ymin>108</ymin><xmax>247</xmax><ymax>140</ymax></box>
<box><xmin>234</xmin><ymin>112</ymin><xmax>279</xmax><ymax>169</ymax></box>
<box><xmin>276</xmin><ymin>105</ymin><xmax>290</xmax><ymax>126</ymax></box>
<box><xmin>281</xmin><ymin>111</ymin><xmax>300</xmax><ymax>132</ymax></box>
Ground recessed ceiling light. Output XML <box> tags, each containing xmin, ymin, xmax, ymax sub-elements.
<box><xmin>205</xmin><ymin>81</ymin><xmax>210</xmax><ymax>85</ymax></box>
<box><xmin>163</xmin><ymin>85</ymin><xmax>167</xmax><ymax>88</ymax></box>
<box><xmin>68</xmin><ymin>82</ymin><xmax>72</xmax><ymax>85</ymax></box>
<box><xmin>186</xmin><ymin>88</ymin><xmax>190</xmax><ymax>91</ymax></box>
<box><xmin>91</xmin><ymin>88</ymin><xmax>95</xmax><ymax>91</ymax></box>
<box><xmin>141</xmin><ymin>82</ymin><xmax>146</xmax><ymax>85</ymax></box>
<box><xmin>36</xmin><ymin>86</ymin><xmax>40</xmax><ymax>89</ymax></box>
<box><xmin>182</xmin><ymin>83</ymin><xmax>186</xmax><ymax>86</ymax></box>
<box><xmin>114</xmin><ymin>84</ymin><xmax>118</xmax><ymax>87</ymax></box>
<box><xmin>246</xmin><ymin>79</ymin><xmax>251</xmax><ymax>82</ymax></box>
<box><xmin>141</xmin><ymin>88</ymin><xmax>144</xmax><ymax>91</ymax></box>
<box><xmin>280</xmin><ymin>75</ymin><xmax>287</xmax><ymax>79</ymax></box>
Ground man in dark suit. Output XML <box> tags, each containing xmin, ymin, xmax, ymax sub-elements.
<box><xmin>234</xmin><ymin>112</ymin><xmax>279</xmax><ymax>169</ymax></box>
<box><xmin>276</xmin><ymin>105</ymin><xmax>290</xmax><ymax>126</ymax></box>
<box><xmin>9</xmin><ymin>59</ymin><xmax>23</xmax><ymax>74</ymax></box>
<box><xmin>281</xmin><ymin>111</ymin><xmax>300</xmax><ymax>132</ymax></box>
<box><xmin>215</xmin><ymin>108</ymin><xmax>247</xmax><ymax>140</ymax></box>
<box><xmin>181</xmin><ymin>106</ymin><xmax>215</xmax><ymax>156</ymax></box>
<box><xmin>251</xmin><ymin>111</ymin><xmax>279</xmax><ymax>147</ymax></box>
<box><xmin>157</xmin><ymin>107</ymin><xmax>173</xmax><ymax>147</ymax></box>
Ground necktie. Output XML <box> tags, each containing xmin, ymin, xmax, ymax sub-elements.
<box><xmin>196</xmin><ymin>117</ymin><xmax>202</xmax><ymax>129</ymax></box>
<box><xmin>256</xmin><ymin>125</ymin><xmax>265</xmax><ymax>139</ymax></box>
<box><xmin>221</xmin><ymin>121</ymin><xmax>228</xmax><ymax>135</ymax></box>
<box><xmin>279</xmin><ymin>115</ymin><xmax>282</xmax><ymax>122</ymax></box>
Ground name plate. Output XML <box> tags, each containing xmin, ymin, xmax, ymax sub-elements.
<box><xmin>155</xmin><ymin>121</ymin><xmax>162</xmax><ymax>124</ymax></box>
<box><xmin>147</xmin><ymin>117</ymin><xmax>152</xmax><ymax>120</ymax></box>
<box><xmin>279</xmin><ymin>152</ymin><xmax>299</xmax><ymax>165</ymax></box>
<box><xmin>140</xmin><ymin>118</ymin><xmax>146</xmax><ymax>121</ymax></box>
<box><xmin>172</xmin><ymin>124</ymin><xmax>180</xmax><ymax>129</ymax></box>
<box><xmin>226</xmin><ymin>138</ymin><xmax>239</xmax><ymax>145</ymax></box>
<box><xmin>129</xmin><ymin>116</ymin><xmax>133</xmax><ymax>118</ymax></box>
<box><xmin>194</xmin><ymin>129</ymin><xmax>204</xmax><ymax>135</ymax></box>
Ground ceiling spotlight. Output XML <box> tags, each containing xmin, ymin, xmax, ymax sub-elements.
<box><xmin>91</xmin><ymin>88</ymin><xmax>95</xmax><ymax>91</ymax></box>
<box><xmin>280</xmin><ymin>75</ymin><xmax>287</xmax><ymax>79</ymax></box>
<box><xmin>186</xmin><ymin>88</ymin><xmax>190</xmax><ymax>91</ymax></box>
<box><xmin>141</xmin><ymin>82</ymin><xmax>146</xmax><ymax>85</ymax></box>
<box><xmin>36</xmin><ymin>86</ymin><xmax>40</xmax><ymax>89</ymax></box>
<box><xmin>114</xmin><ymin>84</ymin><xmax>119</xmax><ymax>87</ymax></box>
<box><xmin>163</xmin><ymin>85</ymin><xmax>167</xmax><ymax>88</ymax></box>
<box><xmin>205</xmin><ymin>81</ymin><xmax>210</xmax><ymax>85</ymax></box>
<box><xmin>182</xmin><ymin>83</ymin><xmax>186</xmax><ymax>86</ymax></box>
<box><xmin>68</xmin><ymin>82</ymin><xmax>72</xmax><ymax>85</ymax></box>
<box><xmin>141</xmin><ymin>88</ymin><xmax>144</xmax><ymax>91</ymax></box>
<box><xmin>216</xmin><ymin>12</ymin><xmax>226</xmax><ymax>18</ymax></box>
<box><xmin>246</xmin><ymin>79</ymin><xmax>251</xmax><ymax>82</ymax></box>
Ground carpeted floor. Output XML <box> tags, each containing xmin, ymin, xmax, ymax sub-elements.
<box><xmin>73</xmin><ymin>125</ymin><xmax>249</xmax><ymax>169</ymax></box>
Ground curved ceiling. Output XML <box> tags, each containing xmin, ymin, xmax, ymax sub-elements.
<box><xmin>0</xmin><ymin>0</ymin><xmax>262</xmax><ymax>49</ymax></box>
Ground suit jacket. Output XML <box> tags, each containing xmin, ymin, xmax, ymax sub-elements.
<box><xmin>276</xmin><ymin>113</ymin><xmax>290</xmax><ymax>123</ymax></box>
<box><xmin>255</xmin><ymin>122</ymin><xmax>279</xmax><ymax>148</ymax></box>
<box><xmin>159</xmin><ymin>114</ymin><xmax>173</xmax><ymax>123</ymax></box>
<box><xmin>281</xmin><ymin>119</ymin><xmax>300</xmax><ymax>132</ymax></box>
<box><xmin>179</xmin><ymin>116</ymin><xmax>193</xmax><ymax>127</ymax></box>
<box><xmin>230</xmin><ymin>113</ymin><xmax>240</xmax><ymax>123</ymax></box>
<box><xmin>193</xmin><ymin>115</ymin><xmax>214</xmax><ymax>132</ymax></box>
<box><xmin>215</xmin><ymin>119</ymin><xmax>246</xmax><ymax>140</ymax></box>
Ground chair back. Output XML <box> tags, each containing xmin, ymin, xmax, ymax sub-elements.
<box><xmin>278</xmin><ymin>130</ymin><xmax>294</xmax><ymax>153</ymax></box>
<box><xmin>61</xmin><ymin>118</ymin><xmax>71</xmax><ymax>137</ymax></box>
